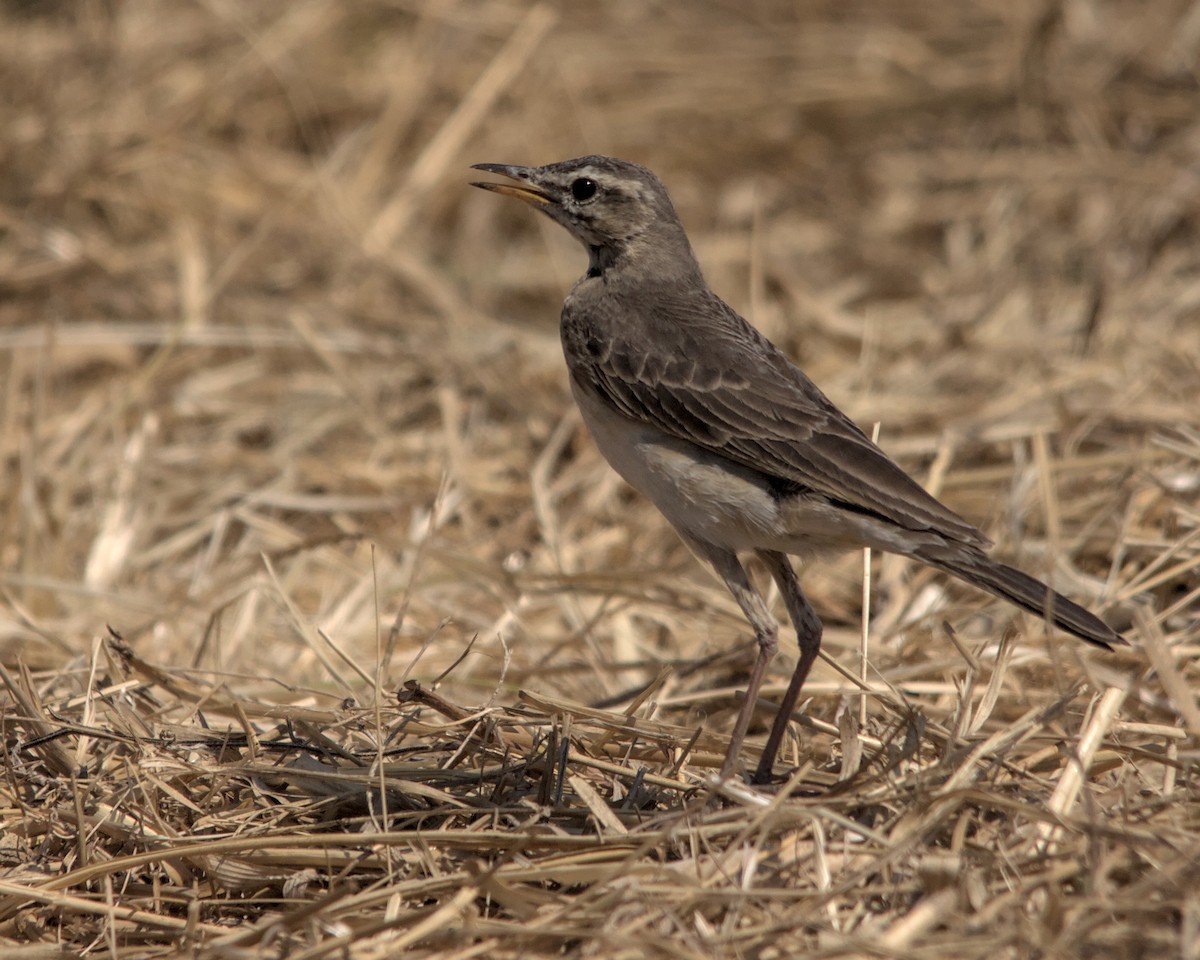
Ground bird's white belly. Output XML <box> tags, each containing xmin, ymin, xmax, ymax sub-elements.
<box><xmin>569</xmin><ymin>377</ymin><xmax>928</xmax><ymax>559</ymax></box>
<box><xmin>570</xmin><ymin>379</ymin><xmax>783</xmax><ymax>551</ymax></box>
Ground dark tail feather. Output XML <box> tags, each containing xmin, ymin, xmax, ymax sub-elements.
<box><xmin>920</xmin><ymin>549</ymin><xmax>1125</xmax><ymax>650</ymax></box>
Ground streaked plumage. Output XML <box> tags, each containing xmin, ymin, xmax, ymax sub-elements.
<box><xmin>472</xmin><ymin>155</ymin><xmax>1123</xmax><ymax>784</ymax></box>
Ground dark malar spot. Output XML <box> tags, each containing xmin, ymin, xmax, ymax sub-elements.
<box><xmin>588</xmin><ymin>243</ymin><xmax>621</xmax><ymax>277</ymax></box>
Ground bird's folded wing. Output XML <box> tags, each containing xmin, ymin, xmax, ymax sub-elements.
<box><xmin>575</xmin><ymin>287</ymin><xmax>989</xmax><ymax>547</ymax></box>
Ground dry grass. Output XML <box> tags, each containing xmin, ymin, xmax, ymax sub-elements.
<box><xmin>2</xmin><ymin>0</ymin><xmax>1199</xmax><ymax>956</ymax></box>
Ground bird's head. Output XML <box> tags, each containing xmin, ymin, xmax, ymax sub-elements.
<box><xmin>471</xmin><ymin>155</ymin><xmax>699</xmax><ymax>280</ymax></box>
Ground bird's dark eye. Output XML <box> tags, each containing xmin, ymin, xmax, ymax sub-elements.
<box><xmin>570</xmin><ymin>177</ymin><xmax>597</xmax><ymax>202</ymax></box>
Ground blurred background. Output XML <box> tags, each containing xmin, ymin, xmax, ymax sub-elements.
<box><xmin>3</xmin><ymin>3</ymin><xmax>1199</xmax><ymax>955</ymax></box>
<box><xmin>1</xmin><ymin>0</ymin><xmax>1196</xmax><ymax>714</ymax></box>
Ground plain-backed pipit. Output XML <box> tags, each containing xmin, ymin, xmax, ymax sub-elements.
<box><xmin>471</xmin><ymin>155</ymin><xmax>1123</xmax><ymax>784</ymax></box>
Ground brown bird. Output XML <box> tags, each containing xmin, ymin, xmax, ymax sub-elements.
<box><xmin>471</xmin><ymin>156</ymin><xmax>1123</xmax><ymax>784</ymax></box>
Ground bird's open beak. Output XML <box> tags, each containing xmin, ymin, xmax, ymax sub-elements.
<box><xmin>470</xmin><ymin>163</ymin><xmax>552</xmax><ymax>206</ymax></box>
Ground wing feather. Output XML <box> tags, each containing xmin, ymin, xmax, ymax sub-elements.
<box><xmin>565</xmin><ymin>283</ymin><xmax>988</xmax><ymax>546</ymax></box>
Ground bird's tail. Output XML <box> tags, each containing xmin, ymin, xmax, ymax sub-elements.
<box><xmin>917</xmin><ymin>547</ymin><xmax>1124</xmax><ymax>650</ymax></box>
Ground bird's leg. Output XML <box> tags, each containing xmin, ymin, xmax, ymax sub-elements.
<box><xmin>753</xmin><ymin>550</ymin><xmax>823</xmax><ymax>784</ymax></box>
<box><xmin>700</xmin><ymin>546</ymin><xmax>780</xmax><ymax>780</ymax></box>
